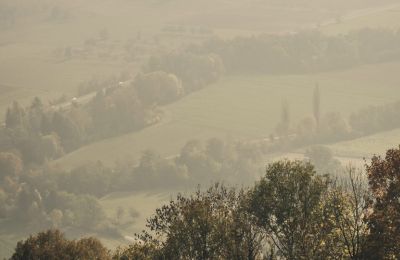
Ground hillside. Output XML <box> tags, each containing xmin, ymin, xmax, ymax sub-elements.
<box><xmin>2</xmin><ymin>1</ymin><xmax>400</xmax><ymax>259</ymax></box>
<box><xmin>52</xmin><ymin>61</ymin><xmax>400</xmax><ymax>169</ymax></box>
<box><xmin>0</xmin><ymin>0</ymin><xmax>397</xmax><ymax>115</ymax></box>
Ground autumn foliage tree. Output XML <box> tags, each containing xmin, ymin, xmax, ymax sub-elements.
<box><xmin>247</xmin><ymin>161</ymin><xmax>340</xmax><ymax>259</ymax></box>
<box><xmin>329</xmin><ymin>167</ymin><xmax>368</xmax><ymax>260</ymax></box>
<box><xmin>364</xmin><ymin>146</ymin><xmax>400</xmax><ymax>259</ymax></box>
<box><xmin>135</xmin><ymin>184</ymin><xmax>264</xmax><ymax>259</ymax></box>
<box><xmin>11</xmin><ymin>145</ymin><xmax>400</xmax><ymax>259</ymax></box>
<box><xmin>10</xmin><ymin>229</ymin><xmax>110</xmax><ymax>260</ymax></box>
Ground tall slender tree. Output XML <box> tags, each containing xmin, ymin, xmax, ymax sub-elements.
<box><xmin>313</xmin><ymin>84</ymin><xmax>321</xmax><ymax>127</ymax></box>
<box><xmin>5</xmin><ymin>101</ymin><xmax>25</xmax><ymax>129</ymax></box>
<box><xmin>276</xmin><ymin>99</ymin><xmax>290</xmax><ymax>136</ymax></box>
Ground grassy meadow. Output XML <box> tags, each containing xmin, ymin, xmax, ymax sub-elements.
<box><xmin>328</xmin><ymin>128</ymin><xmax>400</xmax><ymax>159</ymax></box>
<box><xmin>322</xmin><ymin>3</ymin><xmax>400</xmax><ymax>34</ymax></box>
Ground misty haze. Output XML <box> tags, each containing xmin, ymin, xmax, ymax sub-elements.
<box><xmin>1</xmin><ymin>0</ymin><xmax>400</xmax><ymax>259</ymax></box>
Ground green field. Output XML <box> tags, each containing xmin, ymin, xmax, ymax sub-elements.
<box><xmin>98</xmin><ymin>191</ymin><xmax>173</xmax><ymax>249</ymax></box>
<box><xmin>322</xmin><ymin>4</ymin><xmax>400</xmax><ymax>34</ymax></box>
<box><xmin>328</xmin><ymin>128</ymin><xmax>400</xmax><ymax>159</ymax></box>
<box><xmin>52</xmin><ymin>61</ymin><xmax>400</xmax><ymax>169</ymax></box>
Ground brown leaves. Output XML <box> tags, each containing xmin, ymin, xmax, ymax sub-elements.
<box><xmin>364</xmin><ymin>145</ymin><xmax>400</xmax><ymax>259</ymax></box>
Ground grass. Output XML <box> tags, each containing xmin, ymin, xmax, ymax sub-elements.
<box><xmin>0</xmin><ymin>235</ymin><xmax>19</xmax><ymax>260</ymax></box>
<box><xmin>99</xmin><ymin>188</ymin><xmax>201</xmax><ymax>250</ymax></box>
<box><xmin>98</xmin><ymin>191</ymin><xmax>172</xmax><ymax>250</ymax></box>
<box><xmin>322</xmin><ymin>4</ymin><xmax>400</xmax><ymax>35</ymax></box>
<box><xmin>328</xmin><ymin>128</ymin><xmax>400</xmax><ymax>159</ymax></box>
<box><xmin>52</xmin><ymin>61</ymin><xmax>400</xmax><ymax>169</ymax></box>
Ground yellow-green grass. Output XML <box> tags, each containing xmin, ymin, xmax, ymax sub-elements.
<box><xmin>0</xmin><ymin>235</ymin><xmax>19</xmax><ymax>260</ymax></box>
<box><xmin>99</xmin><ymin>188</ymin><xmax>205</xmax><ymax>250</ymax></box>
<box><xmin>328</xmin><ymin>128</ymin><xmax>400</xmax><ymax>160</ymax></box>
<box><xmin>266</xmin><ymin>152</ymin><xmax>365</xmax><ymax>170</ymax></box>
<box><xmin>53</xmin><ymin>61</ymin><xmax>400</xmax><ymax>169</ymax></box>
<box><xmin>99</xmin><ymin>192</ymin><xmax>172</xmax><ymax>245</ymax></box>
<box><xmin>322</xmin><ymin>4</ymin><xmax>400</xmax><ymax>35</ymax></box>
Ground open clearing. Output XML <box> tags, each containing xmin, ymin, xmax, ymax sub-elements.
<box><xmin>99</xmin><ymin>191</ymin><xmax>173</xmax><ymax>249</ymax></box>
<box><xmin>53</xmin><ymin>61</ymin><xmax>400</xmax><ymax>169</ymax></box>
<box><xmin>322</xmin><ymin>4</ymin><xmax>400</xmax><ymax>34</ymax></box>
<box><xmin>328</xmin><ymin>128</ymin><xmax>400</xmax><ymax>159</ymax></box>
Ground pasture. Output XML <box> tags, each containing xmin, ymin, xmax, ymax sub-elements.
<box><xmin>98</xmin><ymin>191</ymin><xmax>173</xmax><ymax>249</ymax></box>
<box><xmin>322</xmin><ymin>3</ymin><xmax>400</xmax><ymax>34</ymax></box>
<box><xmin>328</xmin><ymin>128</ymin><xmax>400</xmax><ymax>159</ymax></box>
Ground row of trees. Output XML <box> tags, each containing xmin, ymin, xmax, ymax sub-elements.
<box><xmin>39</xmin><ymin>138</ymin><xmax>265</xmax><ymax>199</ymax></box>
<box><xmin>0</xmin><ymin>1</ymin><xmax>69</xmax><ymax>30</ymax></box>
<box><xmin>0</xmin><ymin>138</ymin><xmax>342</xmax><ymax>237</ymax></box>
<box><xmin>2</xmin><ymin>139</ymin><xmax>344</xmax><ymax>240</ymax></box>
<box><xmin>349</xmin><ymin>100</ymin><xmax>400</xmax><ymax>135</ymax></box>
<box><xmin>0</xmin><ymin>136</ymin><xmax>268</xmax><ymax>242</ymax></box>
<box><xmin>6</xmin><ymin>28</ymin><xmax>399</xmax><ymax>167</ymax></box>
<box><xmin>127</xmin><ymin>160</ymin><xmax>364</xmax><ymax>259</ymax></box>
<box><xmin>145</xmin><ymin>52</ymin><xmax>224</xmax><ymax>93</ymax></box>
<box><xmin>1</xmin><ymin>49</ymin><xmax>224</xmax><ymax>165</ymax></box>
<box><xmin>10</xmin><ymin>145</ymin><xmax>400</xmax><ymax>259</ymax></box>
<box><xmin>273</xmin><ymin>85</ymin><xmax>400</xmax><ymax>152</ymax></box>
<box><xmin>193</xmin><ymin>28</ymin><xmax>400</xmax><ymax>74</ymax></box>
<box><xmin>2</xmin><ymin>86</ymin><xmax>396</xmax><ymax>239</ymax></box>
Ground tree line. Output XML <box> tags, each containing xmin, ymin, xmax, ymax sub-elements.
<box><xmin>4</xmin><ymin>27</ymin><xmax>400</xmax><ymax>167</ymax></box>
<box><xmin>192</xmin><ymin>28</ymin><xmax>400</xmax><ymax>74</ymax></box>
<box><xmin>271</xmin><ymin>86</ymin><xmax>400</xmax><ymax>152</ymax></box>
<box><xmin>9</xmin><ymin>145</ymin><xmax>400</xmax><ymax>259</ymax></box>
<box><xmin>0</xmin><ymin>136</ymin><xmax>344</xmax><ymax>237</ymax></box>
<box><xmin>3</xmin><ymin>88</ymin><xmax>398</xmax><ymax>241</ymax></box>
<box><xmin>0</xmin><ymin>50</ymin><xmax>224</xmax><ymax>166</ymax></box>
<box><xmin>0</xmin><ymin>137</ymin><xmax>267</xmax><ymax>238</ymax></box>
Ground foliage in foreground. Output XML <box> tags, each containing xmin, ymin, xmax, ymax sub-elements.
<box><xmin>10</xmin><ymin>145</ymin><xmax>400</xmax><ymax>259</ymax></box>
<box><xmin>10</xmin><ymin>230</ymin><xmax>110</xmax><ymax>260</ymax></box>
